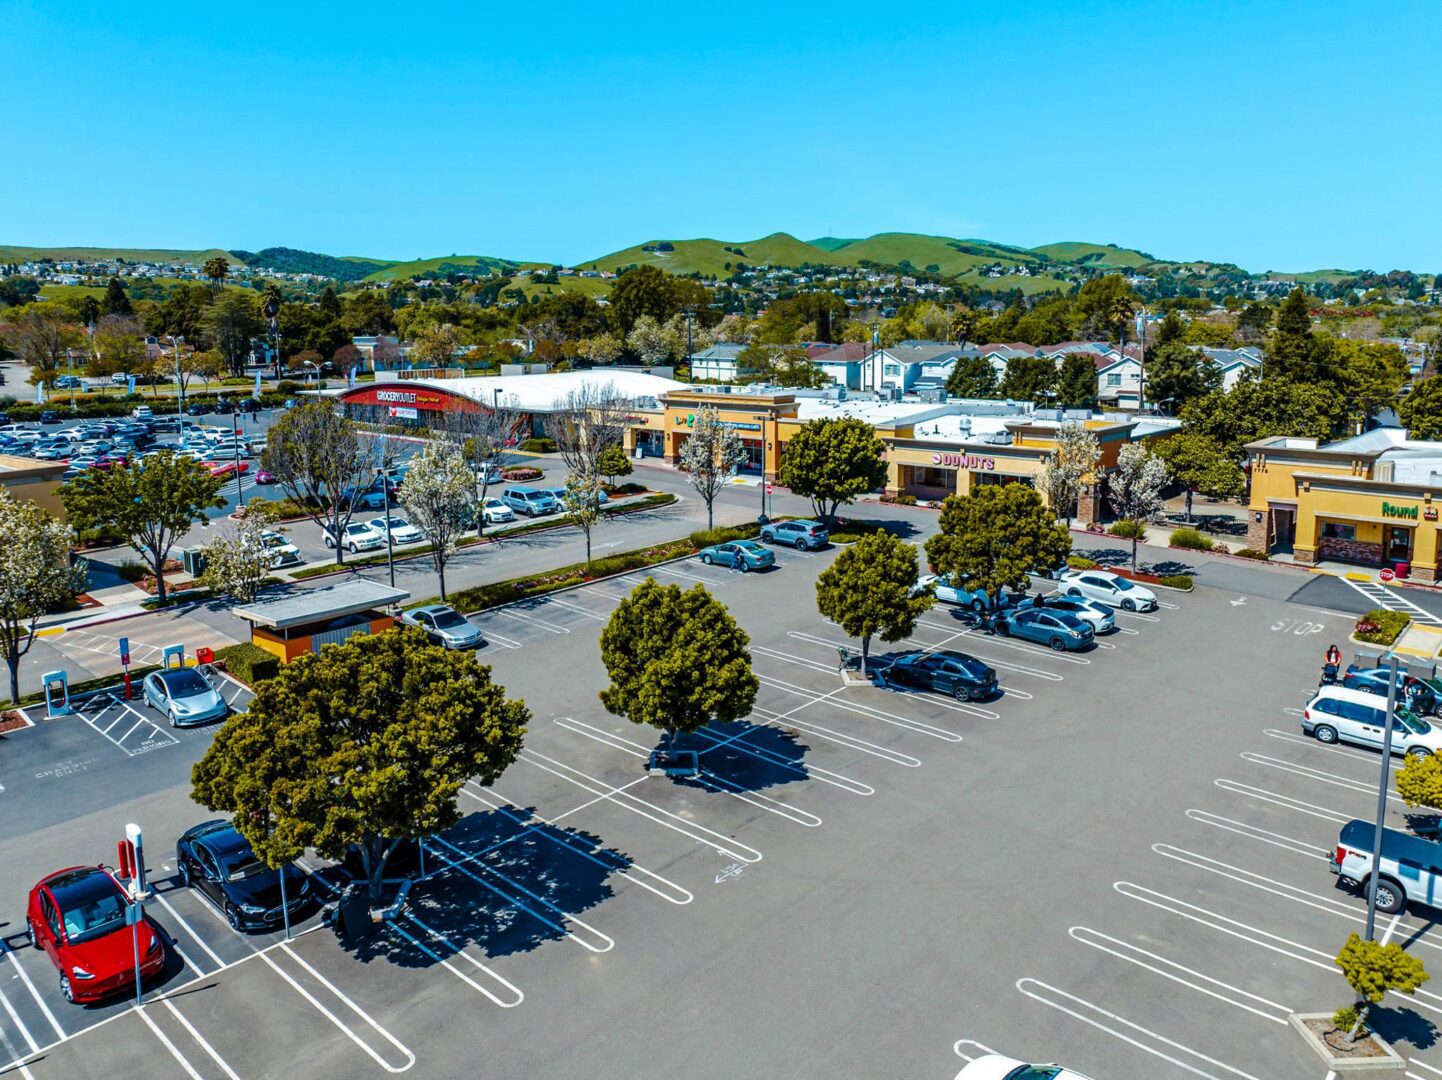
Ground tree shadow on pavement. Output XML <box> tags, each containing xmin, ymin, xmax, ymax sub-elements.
<box><xmin>1370</xmin><ymin>1004</ymin><xmax>1438</xmax><ymax>1050</ymax></box>
<box><xmin>672</xmin><ymin>720</ymin><xmax>812</xmax><ymax>794</ymax></box>
<box><xmin>347</xmin><ymin>806</ymin><xmax>626</xmax><ymax>966</ymax></box>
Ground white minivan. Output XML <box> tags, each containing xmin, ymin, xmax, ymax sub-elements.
<box><xmin>1301</xmin><ymin>685</ymin><xmax>1442</xmax><ymax>757</ymax></box>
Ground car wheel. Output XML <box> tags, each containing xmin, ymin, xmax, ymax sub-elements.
<box><xmin>1314</xmin><ymin>724</ymin><xmax>1339</xmax><ymax>744</ymax></box>
<box><xmin>1408</xmin><ymin>746</ymin><xmax>1433</xmax><ymax>759</ymax></box>
<box><xmin>167</xmin><ymin>710</ymin><xmax>177</xmax><ymax>728</ymax></box>
<box><xmin>760</xmin><ymin>531</ymin><xmax>773</xmax><ymax>543</ymax></box>
<box><xmin>796</xmin><ymin>539</ymin><xmax>809</xmax><ymax>551</ymax></box>
<box><xmin>1049</xmin><ymin>637</ymin><xmax>1066</xmax><ymax>651</ymax></box>
<box><xmin>738</xmin><ymin>561</ymin><xmax>749</xmax><ymax>573</ymax></box>
<box><xmin>1122</xmin><ymin>598</ymin><xmax>1137</xmax><ymax>611</ymax></box>
<box><xmin>59</xmin><ymin>974</ymin><xmax>74</xmax><ymax>1003</ymax></box>
<box><xmin>179</xmin><ymin>860</ymin><xmax>192</xmax><ymax>887</ymax></box>
<box><xmin>324</xmin><ymin>536</ymin><xmax>333</xmax><ymax>548</ymax></box>
<box><xmin>348</xmin><ymin>542</ymin><xmax>358</xmax><ymax>554</ymax></box>
<box><xmin>996</xmin><ymin>621</ymin><xmax>1010</xmax><ymax>636</ymax></box>
<box><xmin>952</xmin><ymin>685</ymin><xmax>972</xmax><ymax>702</ymax></box>
<box><xmin>970</xmin><ymin>599</ymin><xmax>984</xmax><ymax>612</ymax></box>
<box><xmin>1066</xmin><ymin>587</ymin><xmax>1081</xmax><ymax>598</ymax></box>
<box><xmin>1369</xmin><ymin>878</ymin><xmax>1406</xmax><ymax>915</ymax></box>
<box><xmin>225</xmin><ymin>904</ymin><xmax>241</xmax><ymax>930</ymax></box>
<box><xmin>701</xmin><ymin>554</ymin><xmax>713</xmax><ymax>565</ymax></box>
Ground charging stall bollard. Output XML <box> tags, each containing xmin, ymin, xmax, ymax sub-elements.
<box><xmin>161</xmin><ymin>643</ymin><xmax>185</xmax><ymax>670</ymax></box>
<box><xmin>41</xmin><ymin>670</ymin><xmax>70</xmax><ymax>717</ymax></box>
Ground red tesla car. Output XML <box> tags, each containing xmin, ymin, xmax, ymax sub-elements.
<box><xmin>26</xmin><ymin>866</ymin><xmax>165</xmax><ymax>1003</ymax></box>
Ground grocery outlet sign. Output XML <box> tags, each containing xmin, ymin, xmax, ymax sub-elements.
<box><xmin>931</xmin><ymin>452</ymin><xmax>995</xmax><ymax>469</ymax></box>
<box><xmin>340</xmin><ymin>385</ymin><xmax>483</xmax><ymax>413</ymax></box>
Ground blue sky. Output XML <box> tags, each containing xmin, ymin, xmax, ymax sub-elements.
<box><xmin>5</xmin><ymin>0</ymin><xmax>1437</xmax><ymax>272</ymax></box>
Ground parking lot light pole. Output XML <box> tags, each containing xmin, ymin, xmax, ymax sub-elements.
<box><xmin>1364</xmin><ymin>652</ymin><xmax>1401</xmax><ymax>941</ymax></box>
<box><xmin>280</xmin><ymin>859</ymin><xmax>291</xmax><ymax>941</ymax></box>
<box><xmin>378</xmin><ymin>466</ymin><xmax>395</xmax><ymax>588</ymax></box>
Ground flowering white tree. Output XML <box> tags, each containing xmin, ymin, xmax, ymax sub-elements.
<box><xmin>1041</xmin><ymin>421</ymin><xmax>1102</xmax><ymax>525</ymax></box>
<box><xmin>400</xmin><ymin>442</ymin><xmax>473</xmax><ymax>600</ymax></box>
<box><xmin>679</xmin><ymin>405</ymin><xmax>746</xmax><ymax>530</ymax></box>
<box><xmin>0</xmin><ymin>493</ymin><xmax>87</xmax><ymax>704</ymax></box>
<box><xmin>1108</xmin><ymin>442</ymin><xmax>1170</xmax><ymax>568</ymax></box>
<box><xmin>200</xmin><ymin>510</ymin><xmax>274</xmax><ymax>603</ymax></box>
<box><xmin>626</xmin><ymin>316</ymin><xmax>671</xmax><ymax>365</ymax></box>
<box><xmin>562</xmin><ymin>471</ymin><xmax>606</xmax><ymax>566</ymax></box>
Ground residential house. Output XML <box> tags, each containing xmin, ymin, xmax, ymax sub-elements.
<box><xmin>811</xmin><ymin>342</ymin><xmax>869</xmax><ymax>389</ymax></box>
<box><xmin>1096</xmin><ymin>354</ymin><xmax>1145</xmax><ymax>410</ymax></box>
<box><xmin>688</xmin><ymin>343</ymin><xmax>753</xmax><ymax>382</ymax></box>
<box><xmin>1198</xmin><ymin>346</ymin><xmax>1263</xmax><ymax>389</ymax></box>
<box><xmin>867</xmin><ymin>341</ymin><xmax>983</xmax><ymax>393</ymax></box>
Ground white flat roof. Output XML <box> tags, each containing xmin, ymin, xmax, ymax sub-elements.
<box><xmin>376</xmin><ymin>370</ymin><xmax>687</xmax><ymax>413</ymax></box>
<box><xmin>792</xmin><ymin>398</ymin><xmax>957</xmax><ymax>428</ymax></box>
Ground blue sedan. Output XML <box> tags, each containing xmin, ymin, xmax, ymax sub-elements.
<box><xmin>993</xmin><ymin>608</ymin><xmax>1095</xmax><ymax>651</ymax></box>
<box><xmin>698</xmin><ymin>540</ymin><xmax>775</xmax><ymax>572</ymax></box>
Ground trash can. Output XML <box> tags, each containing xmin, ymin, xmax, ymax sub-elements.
<box><xmin>1396</xmin><ymin>561</ymin><xmax>1411</xmax><ymax>578</ymax></box>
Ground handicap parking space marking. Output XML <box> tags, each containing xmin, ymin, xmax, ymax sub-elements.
<box><xmin>1184</xmin><ymin>810</ymin><xmax>1328</xmax><ymax>859</ymax></box>
<box><xmin>518</xmin><ymin>749</ymin><xmax>764</xmax><ymax>864</ymax></box>
<box><xmin>1067</xmin><ymin>926</ymin><xmax>1292</xmax><ymax>1024</ymax></box>
<box><xmin>552</xmin><ymin>718</ymin><xmax>824</xmax><ymax>827</ymax></box>
<box><xmin>463</xmin><ymin>783</ymin><xmax>693</xmax><ymax>905</ymax></box>
<box><xmin>1015</xmin><ymin>978</ymin><xmax>1262</xmax><ymax>1080</ymax></box>
<box><xmin>424</xmin><ymin>834</ymin><xmax>616</xmax><ymax>953</ymax></box>
<box><xmin>72</xmin><ymin>694</ymin><xmax>180</xmax><ymax>756</ymax></box>
<box><xmin>1214</xmin><ymin>779</ymin><xmax>1353</xmax><ymax>824</ymax></box>
<box><xmin>1241</xmin><ymin>752</ymin><xmax>1401</xmax><ymax>803</ymax></box>
<box><xmin>0</xmin><ymin>950</ymin><xmax>41</xmax><ymax>1066</ymax></box>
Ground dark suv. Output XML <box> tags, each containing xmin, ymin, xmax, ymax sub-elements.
<box><xmin>760</xmin><ymin>519</ymin><xmax>830</xmax><ymax>551</ymax></box>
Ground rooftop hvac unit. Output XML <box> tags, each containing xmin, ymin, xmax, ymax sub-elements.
<box><xmin>986</xmin><ymin>431</ymin><xmax>1014</xmax><ymax>446</ymax></box>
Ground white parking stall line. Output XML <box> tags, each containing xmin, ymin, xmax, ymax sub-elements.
<box><xmin>1185</xmin><ymin>810</ymin><xmax>1328</xmax><ymax>859</ymax></box>
<box><xmin>750</xmin><ymin>643</ymin><xmax>838</xmax><ymax>676</ymax></box>
<box><xmin>649</xmin><ymin>564</ymin><xmax>716</xmax><ymax>584</ymax></box>
<box><xmin>910</xmin><ymin>641</ymin><xmax>1063</xmax><ymax>682</ymax></box>
<box><xmin>496</xmin><ymin>608</ymin><xmax>570</xmax><ymax>634</ymax></box>
<box><xmin>757</xmin><ymin>672</ymin><xmax>964</xmax><ymax>743</ymax></box>
<box><xmin>519</xmin><ymin>750</ymin><xmax>764</xmax><ymax>864</ymax></box>
<box><xmin>1411</xmin><ymin>1058</ymin><xmax>1442</xmax><ymax>1076</ymax></box>
<box><xmin>1242</xmin><ymin>752</ymin><xmax>1402</xmax><ymax>803</ymax></box>
<box><xmin>1152</xmin><ymin>844</ymin><xmax>1442</xmax><ymax>958</ymax></box>
<box><xmin>135</xmin><ymin>1004</ymin><xmax>204</xmax><ymax>1080</ymax></box>
<box><xmin>425</xmin><ymin>835</ymin><xmax>617</xmax><ymax>952</ymax></box>
<box><xmin>1015</xmin><ymin>979</ymin><xmax>1261</xmax><ymax>1080</ymax></box>
<box><xmin>1215</xmin><ymin>779</ymin><xmax>1354</xmax><ymax>824</ymax></box>
<box><xmin>553</xmin><ymin>718</ymin><xmax>824</xmax><ymax>826</ymax></box>
<box><xmin>1115</xmin><ymin>882</ymin><xmax>1442</xmax><ymax>1019</ymax></box>
<box><xmin>463</xmin><ymin>783</ymin><xmax>693</xmax><ymax>905</ymax></box>
<box><xmin>3</xmin><ymin>946</ymin><xmax>63</xmax><ymax>1043</ymax></box>
<box><xmin>1113</xmin><ymin>625</ymin><xmax>1141</xmax><ymax>636</ymax></box>
<box><xmin>751</xmin><ymin>705</ymin><xmax>922</xmax><ymax>768</ymax></box>
<box><xmin>0</xmin><ymin>982</ymin><xmax>38</xmax><ymax>1059</ymax></box>
<box><xmin>1068</xmin><ymin>927</ymin><xmax>1291</xmax><ymax>1024</ymax></box>
<box><xmin>540</xmin><ymin>596</ymin><xmax>606</xmax><ymax>621</ymax></box>
<box><xmin>478</xmin><ymin>627</ymin><xmax>524</xmax><ymax>649</ymax></box>
<box><xmin>261</xmin><ymin>946</ymin><xmax>415</xmax><ymax>1073</ymax></box>
<box><xmin>953</xmin><ymin>1039</ymin><xmax>1000</xmax><ymax>1064</ymax></box>
<box><xmin>1155</xmin><ymin>600</ymin><xmax>1180</xmax><ymax>610</ymax></box>
<box><xmin>386</xmin><ymin>917</ymin><xmax>525</xmax><ymax>1008</ymax></box>
<box><xmin>149</xmin><ymin>890</ymin><xmax>226</xmax><ymax>970</ymax></box>
<box><xmin>159</xmin><ymin>998</ymin><xmax>243</xmax><ymax>1080</ymax></box>
<box><xmin>1264</xmin><ymin>727</ymin><xmax>1399</xmax><ymax>769</ymax></box>
<box><xmin>560</xmin><ymin>715</ymin><xmax>873</xmax><ymax>797</ymax></box>
<box><xmin>953</xmin><ymin>628</ymin><xmax>1093</xmax><ymax>664</ymax></box>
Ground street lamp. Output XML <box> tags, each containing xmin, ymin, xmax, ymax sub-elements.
<box><xmin>173</xmin><ymin>335</ymin><xmax>185</xmax><ymax>429</ymax></box>
<box><xmin>377</xmin><ymin>466</ymin><xmax>395</xmax><ymax>588</ymax></box>
<box><xmin>1364</xmin><ymin>652</ymin><xmax>1402</xmax><ymax>942</ymax></box>
<box><xmin>303</xmin><ymin>361</ymin><xmax>317</xmax><ymax>387</ymax></box>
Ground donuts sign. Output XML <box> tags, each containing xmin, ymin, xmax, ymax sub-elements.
<box><xmin>931</xmin><ymin>452</ymin><xmax>995</xmax><ymax>470</ymax></box>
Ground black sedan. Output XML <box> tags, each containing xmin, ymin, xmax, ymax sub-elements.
<box><xmin>176</xmin><ymin>820</ymin><xmax>310</xmax><ymax>931</ymax></box>
<box><xmin>184</xmin><ymin>402</ymin><xmax>212</xmax><ymax>416</ymax></box>
<box><xmin>884</xmin><ymin>650</ymin><xmax>998</xmax><ymax>701</ymax></box>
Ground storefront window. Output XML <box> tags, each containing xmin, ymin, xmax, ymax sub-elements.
<box><xmin>973</xmin><ymin>472</ymin><xmax>1035</xmax><ymax>489</ymax></box>
<box><xmin>1321</xmin><ymin>522</ymin><xmax>1356</xmax><ymax>541</ymax></box>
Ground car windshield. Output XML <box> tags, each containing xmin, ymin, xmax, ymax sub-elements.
<box><xmin>53</xmin><ymin>872</ymin><xmax>128</xmax><ymax>943</ymax></box>
<box><xmin>219</xmin><ymin>849</ymin><xmax>269</xmax><ymax>881</ymax></box>
<box><xmin>738</xmin><ymin>542</ymin><xmax>764</xmax><ymax>553</ymax></box>
<box><xmin>348</xmin><ymin>524</ymin><xmax>371</xmax><ymax>534</ymax></box>
<box><xmin>163</xmin><ymin>670</ymin><xmax>210</xmax><ymax>698</ymax></box>
<box><xmin>1004</xmin><ymin>1067</ymin><xmax>1063</xmax><ymax>1080</ymax></box>
<box><xmin>1111</xmin><ymin>577</ymin><xmax>1135</xmax><ymax>590</ymax></box>
<box><xmin>387</xmin><ymin>518</ymin><xmax>408</xmax><ymax>529</ymax></box>
<box><xmin>432</xmin><ymin>610</ymin><xmax>468</xmax><ymax>629</ymax></box>
<box><xmin>1399</xmin><ymin>708</ymin><xmax>1432</xmax><ymax>734</ymax></box>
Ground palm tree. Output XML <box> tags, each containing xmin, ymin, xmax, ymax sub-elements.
<box><xmin>202</xmin><ymin>257</ymin><xmax>230</xmax><ymax>291</ymax></box>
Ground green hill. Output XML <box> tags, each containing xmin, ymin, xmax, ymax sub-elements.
<box><xmin>362</xmin><ymin>254</ymin><xmax>521</xmax><ymax>282</ymax></box>
<box><xmin>0</xmin><ymin>245</ymin><xmax>241</xmax><ymax>266</ymax></box>
<box><xmin>579</xmin><ymin>235</ymin><xmax>823</xmax><ymax>277</ymax></box>
<box><xmin>1030</xmin><ymin>242</ymin><xmax>1153</xmax><ymax>268</ymax></box>
<box><xmin>230</xmin><ymin>247</ymin><xmax>395</xmax><ymax>281</ymax></box>
<box><xmin>808</xmin><ymin>237</ymin><xmax>860</xmax><ymax>252</ymax></box>
<box><xmin>832</xmin><ymin>233</ymin><xmax>1041</xmax><ymax>276</ymax></box>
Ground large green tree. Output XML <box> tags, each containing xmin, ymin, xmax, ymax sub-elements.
<box><xmin>815</xmin><ymin>532</ymin><xmax>931</xmax><ymax>677</ymax></box>
<box><xmin>777</xmin><ymin>417</ymin><xmax>889</xmax><ymax>523</ymax></box>
<box><xmin>608</xmin><ymin>265</ymin><xmax>710</xmax><ymax>336</ymax></box>
<box><xmin>101</xmin><ymin>276</ymin><xmax>133</xmax><ymax>316</ymax></box>
<box><xmin>201</xmin><ymin>290</ymin><xmax>262</xmax><ymax>377</ymax></box>
<box><xmin>944</xmin><ymin>354</ymin><xmax>999</xmax><ymax>398</ymax></box>
<box><xmin>1338</xmin><ymin>340</ymin><xmax>1410</xmax><ymax>425</ymax></box>
<box><xmin>1146</xmin><ymin>341</ymin><xmax>1222</xmax><ymax>415</ymax></box>
<box><xmin>0</xmin><ymin>493</ymin><xmax>87</xmax><ymax>703</ymax></box>
<box><xmin>1074</xmin><ymin>275</ymin><xmax>1136</xmax><ymax>341</ymax></box>
<box><xmin>598</xmin><ymin>578</ymin><xmax>758</xmax><ymax>747</ymax></box>
<box><xmin>192</xmin><ymin>627</ymin><xmax>529</xmax><ymax>903</ymax></box>
<box><xmin>1399</xmin><ymin>376</ymin><xmax>1442</xmax><ymax>440</ymax></box>
<box><xmin>1153</xmin><ymin>432</ymin><xmax>1246</xmax><ymax>521</ymax></box>
<box><xmin>61</xmin><ymin>452</ymin><xmax>223</xmax><ymax>604</ymax></box>
<box><xmin>999</xmin><ymin>354</ymin><xmax>1058</xmax><ymax>404</ymax></box>
<box><xmin>1268</xmin><ymin>287</ymin><xmax>1330</xmax><ymax>384</ymax></box>
<box><xmin>924</xmin><ymin>483</ymin><xmax>1071</xmax><ymax>608</ymax></box>
<box><xmin>1180</xmin><ymin>374</ymin><xmax>1345</xmax><ymax>461</ymax></box>
<box><xmin>1055</xmin><ymin>353</ymin><xmax>1098</xmax><ymax>409</ymax></box>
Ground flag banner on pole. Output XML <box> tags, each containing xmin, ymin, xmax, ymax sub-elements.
<box><xmin>254</xmin><ymin>372</ymin><xmax>262</xmax><ymax>396</ymax></box>
<box><xmin>35</xmin><ymin>382</ymin><xmax>43</xmax><ymax>404</ymax></box>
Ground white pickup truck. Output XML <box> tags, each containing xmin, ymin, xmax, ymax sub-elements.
<box><xmin>1330</xmin><ymin>817</ymin><xmax>1442</xmax><ymax>914</ymax></box>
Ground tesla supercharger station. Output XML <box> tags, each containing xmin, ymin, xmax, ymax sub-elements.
<box><xmin>161</xmin><ymin>644</ymin><xmax>185</xmax><ymax>670</ymax></box>
<box><xmin>41</xmin><ymin>670</ymin><xmax>69</xmax><ymax>717</ymax></box>
<box><xmin>118</xmin><ymin>823</ymin><xmax>148</xmax><ymax>1006</ymax></box>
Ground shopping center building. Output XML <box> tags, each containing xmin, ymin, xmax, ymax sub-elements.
<box><xmin>1248</xmin><ymin>428</ymin><xmax>1442</xmax><ymax>580</ymax></box>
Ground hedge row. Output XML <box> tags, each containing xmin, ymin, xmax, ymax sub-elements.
<box><xmin>214</xmin><ymin>642</ymin><xmax>280</xmax><ymax>684</ymax></box>
<box><xmin>441</xmin><ymin>540</ymin><xmax>697</xmax><ymax>613</ymax></box>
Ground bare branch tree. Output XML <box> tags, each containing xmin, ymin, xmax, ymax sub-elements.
<box><xmin>551</xmin><ymin>380</ymin><xmax>632</xmax><ymax>481</ymax></box>
<box><xmin>438</xmin><ymin>395</ymin><xmax>525</xmax><ymax>536</ymax></box>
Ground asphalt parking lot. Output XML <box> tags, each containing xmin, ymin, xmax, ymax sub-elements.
<box><xmin>5</xmin><ymin>536</ymin><xmax>1442</xmax><ymax>1079</ymax></box>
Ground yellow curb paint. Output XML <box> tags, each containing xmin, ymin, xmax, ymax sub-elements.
<box><xmin>1343</xmin><ymin>572</ymin><xmax>1374</xmax><ymax>582</ymax></box>
<box><xmin>36</xmin><ymin>627</ymin><xmax>66</xmax><ymax>638</ymax></box>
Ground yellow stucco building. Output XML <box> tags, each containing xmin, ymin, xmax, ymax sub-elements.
<box><xmin>1248</xmin><ymin>429</ymin><xmax>1442</xmax><ymax>580</ymax></box>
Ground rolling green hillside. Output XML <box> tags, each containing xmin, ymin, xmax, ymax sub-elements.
<box><xmin>361</xmin><ymin>254</ymin><xmax>521</xmax><ymax>282</ymax></box>
<box><xmin>833</xmin><ymin>233</ymin><xmax>1041</xmax><ymax>276</ymax></box>
<box><xmin>1030</xmin><ymin>242</ymin><xmax>1153</xmax><ymax>268</ymax></box>
<box><xmin>579</xmin><ymin>234</ymin><xmax>829</xmax><ymax>277</ymax></box>
<box><xmin>0</xmin><ymin>245</ymin><xmax>240</xmax><ymax>265</ymax></box>
<box><xmin>808</xmin><ymin>237</ymin><xmax>860</xmax><ymax>252</ymax></box>
<box><xmin>230</xmin><ymin>247</ymin><xmax>395</xmax><ymax>281</ymax></box>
